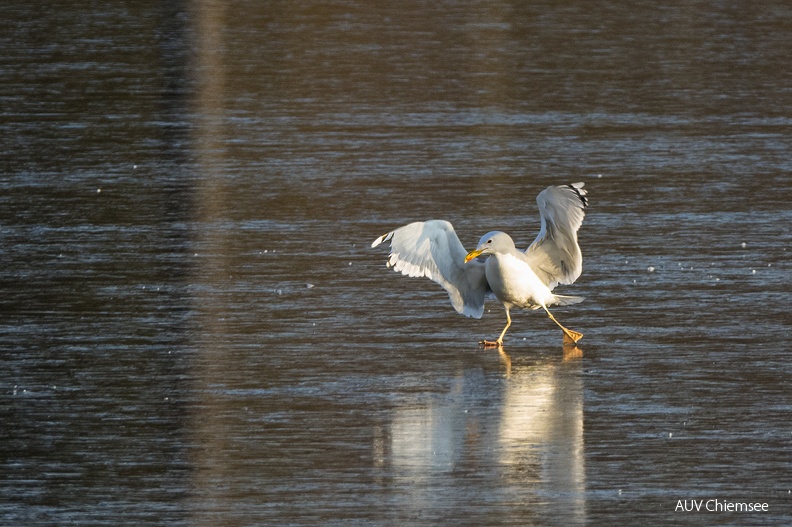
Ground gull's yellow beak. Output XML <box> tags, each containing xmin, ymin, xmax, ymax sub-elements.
<box><xmin>464</xmin><ymin>249</ymin><xmax>483</xmax><ymax>263</ymax></box>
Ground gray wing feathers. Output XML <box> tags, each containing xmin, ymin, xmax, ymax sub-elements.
<box><xmin>371</xmin><ymin>220</ymin><xmax>488</xmax><ymax>318</ymax></box>
<box><xmin>525</xmin><ymin>182</ymin><xmax>588</xmax><ymax>290</ymax></box>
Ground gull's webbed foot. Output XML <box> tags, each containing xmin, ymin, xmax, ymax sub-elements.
<box><xmin>562</xmin><ymin>328</ymin><xmax>584</xmax><ymax>345</ymax></box>
<box><xmin>480</xmin><ymin>339</ymin><xmax>503</xmax><ymax>348</ymax></box>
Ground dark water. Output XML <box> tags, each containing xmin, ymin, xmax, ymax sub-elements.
<box><xmin>2</xmin><ymin>1</ymin><xmax>791</xmax><ymax>525</ymax></box>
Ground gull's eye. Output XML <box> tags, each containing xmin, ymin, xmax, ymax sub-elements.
<box><xmin>487</xmin><ymin>239</ymin><xmax>492</xmax><ymax>244</ymax></box>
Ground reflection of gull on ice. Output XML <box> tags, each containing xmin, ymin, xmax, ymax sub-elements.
<box><xmin>386</xmin><ymin>356</ymin><xmax>585</xmax><ymax>523</ymax></box>
<box><xmin>499</xmin><ymin>357</ymin><xmax>585</xmax><ymax>521</ymax></box>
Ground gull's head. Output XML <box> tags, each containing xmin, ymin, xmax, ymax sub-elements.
<box><xmin>464</xmin><ymin>231</ymin><xmax>515</xmax><ymax>263</ymax></box>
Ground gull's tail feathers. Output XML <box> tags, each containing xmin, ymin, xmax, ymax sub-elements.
<box><xmin>551</xmin><ymin>294</ymin><xmax>585</xmax><ymax>306</ymax></box>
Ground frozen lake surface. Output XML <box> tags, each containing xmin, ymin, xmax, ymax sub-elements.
<box><xmin>2</xmin><ymin>1</ymin><xmax>791</xmax><ymax>525</ymax></box>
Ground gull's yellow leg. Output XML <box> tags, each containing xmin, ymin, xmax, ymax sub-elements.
<box><xmin>497</xmin><ymin>310</ymin><xmax>512</xmax><ymax>343</ymax></box>
<box><xmin>482</xmin><ymin>307</ymin><xmax>511</xmax><ymax>347</ymax></box>
<box><xmin>544</xmin><ymin>307</ymin><xmax>583</xmax><ymax>344</ymax></box>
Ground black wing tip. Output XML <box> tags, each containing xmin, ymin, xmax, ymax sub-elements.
<box><xmin>566</xmin><ymin>183</ymin><xmax>588</xmax><ymax>208</ymax></box>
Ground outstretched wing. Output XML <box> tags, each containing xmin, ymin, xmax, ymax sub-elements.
<box><xmin>371</xmin><ymin>220</ymin><xmax>489</xmax><ymax>318</ymax></box>
<box><xmin>525</xmin><ymin>182</ymin><xmax>588</xmax><ymax>290</ymax></box>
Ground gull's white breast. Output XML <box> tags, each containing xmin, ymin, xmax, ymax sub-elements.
<box><xmin>486</xmin><ymin>253</ymin><xmax>554</xmax><ymax>308</ymax></box>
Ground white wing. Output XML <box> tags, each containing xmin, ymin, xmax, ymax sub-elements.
<box><xmin>371</xmin><ymin>220</ymin><xmax>489</xmax><ymax>318</ymax></box>
<box><xmin>525</xmin><ymin>182</ymin><xmax>588</xmax><ymax>290</ymax></box>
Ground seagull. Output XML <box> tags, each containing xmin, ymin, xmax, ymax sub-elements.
<box><xmin>371</xmin><ymin>182</ymin><xmax>588</xmax><ymax>347</ymax></box>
